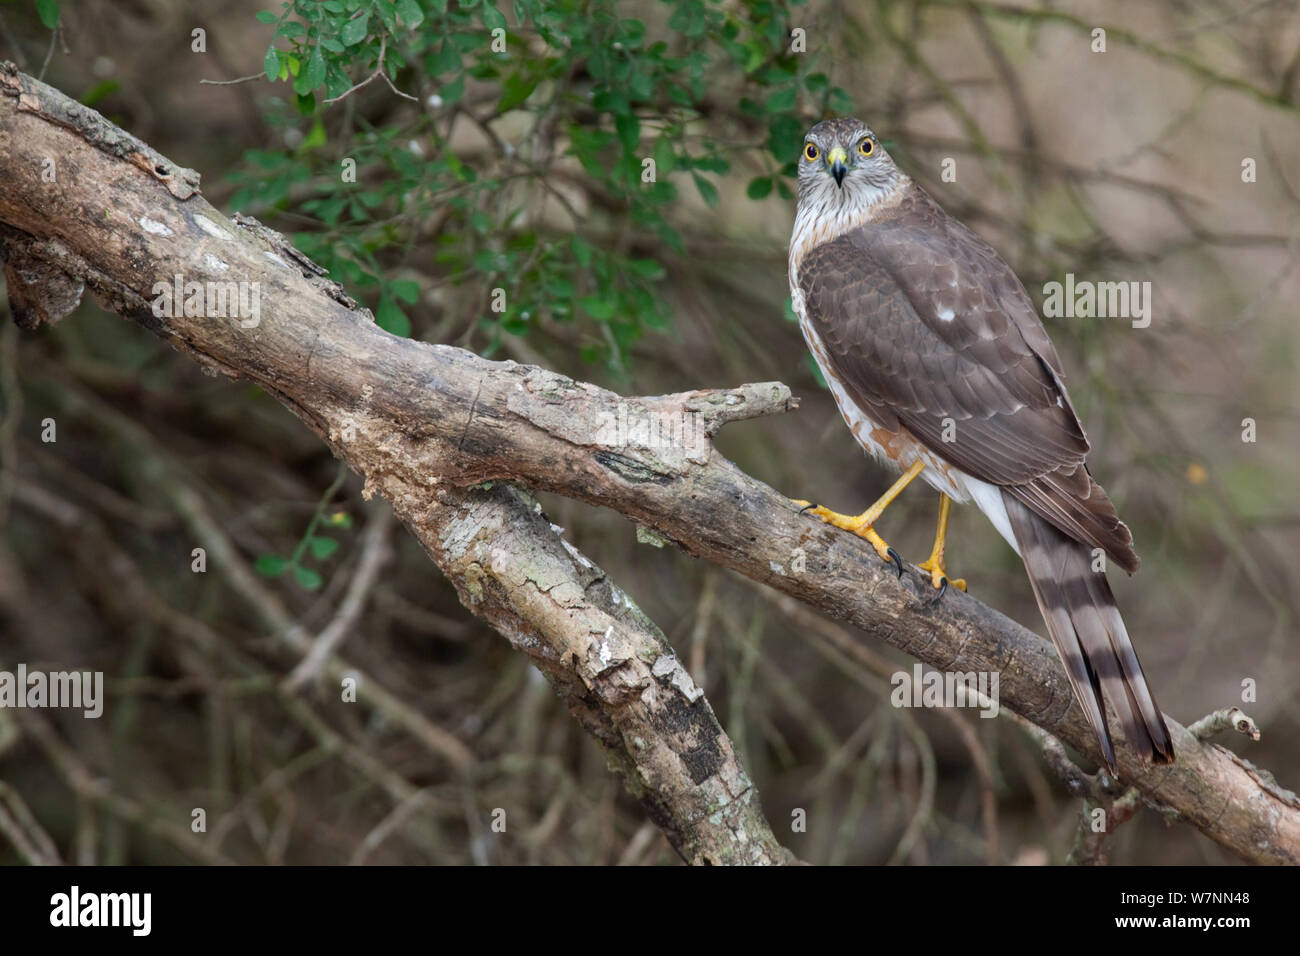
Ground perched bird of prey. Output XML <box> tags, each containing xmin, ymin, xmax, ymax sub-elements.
<box><xmin>788</xmin><ymin>117</ymin><xmax>1174</xmax><ymax>772</ymax></box>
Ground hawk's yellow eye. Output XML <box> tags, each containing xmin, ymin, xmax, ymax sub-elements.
<box><xmin>858</xmin><ymin>138</ymin><xmax>874</xmax><ymax>157</ymax></box>
<box><xmin>804</xmin><ymin>142</ymin><xmax>819</xmax><ymax>162</ymax></box>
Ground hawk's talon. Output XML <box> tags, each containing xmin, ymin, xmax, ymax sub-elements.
<box><xmin>886</xmin><ymin>547</ymin><xmax>904</xmax><ymax>578</ymax></box>
<box><xmin>925</xmin><ymin>577</ymin><xmax>949</xmax><ymax>606</ymax></box>
<box><xmin>917</xmin><ymin>557</ymin><xmax>966</xmax><ymax>593</ymax></box>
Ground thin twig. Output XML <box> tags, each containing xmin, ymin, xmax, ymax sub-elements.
<box><xmin>1188</xmin><ymin>706</ymin><xmax>1261</xmax><ymax>741</ymax></box>
<box><xmin>325</xmin><ymin>37</ymin><xmax>417</xmax><ymax>104</ymax></box>
<box><xmin>284</xmin><ymin>504</ymin><xmax>394</xmax><ymax>690</ymax></box>
<box><xmin>199</xmin><ymin>72</ymin><xmax>265</xmax><ymax>87</ymax></box>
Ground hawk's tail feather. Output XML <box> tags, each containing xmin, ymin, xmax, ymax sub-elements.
<box><xmin>1003</xmin><ymin>492</ymin><xmax>1174</xmax><ymax>771</ymax></box>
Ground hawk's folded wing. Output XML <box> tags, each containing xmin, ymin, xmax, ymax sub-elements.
<box><xmin>797</xmin><ymin>189</ymin><xmax>1139</xmax><ymax>573</ymax></box>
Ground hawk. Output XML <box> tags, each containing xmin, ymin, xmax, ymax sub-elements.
<box><xmin>788</xmin><ymin>117</ymin><xmax>1174</xmax><ymax>772</ymax></box>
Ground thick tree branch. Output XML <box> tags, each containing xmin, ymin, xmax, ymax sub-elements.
<box><xmin>2</xmin><ymin>63</ymin><xmax>1297</xmax><ymax>864</ymax></box>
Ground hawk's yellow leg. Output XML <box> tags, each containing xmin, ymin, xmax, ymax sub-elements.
<box><xmin>794</xmin><ymin>459</ymin><xmax>926</xmax><ymax>565</ymax></box>
<box><xmin>916</xmin><ymin>493</ymin><xmax>967</xmax><ymax>591</ymax></box>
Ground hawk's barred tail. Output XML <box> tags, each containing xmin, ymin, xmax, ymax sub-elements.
<box><xmin>1002</xmin><ymin>493</ymin><xmax>1175</xmax><ymax>772</ymax></box>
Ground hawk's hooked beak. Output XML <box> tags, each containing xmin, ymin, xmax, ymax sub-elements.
<box><xmin>827</xmin><ymin>147</ymin><xmax>848</xmax><ymax>188</ymax></box>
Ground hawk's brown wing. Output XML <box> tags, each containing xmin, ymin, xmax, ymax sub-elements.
<box><xmin>797</xmin><ymin>186</ymin><xmax>1138</xmax><ymax>572</ymax></box>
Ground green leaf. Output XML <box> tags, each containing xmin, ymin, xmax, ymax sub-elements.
<box><xmin>295</xmin><ymin>44</ymin><xmax>325</xmax><ymax>95</ymax></box>
<box><xmin>577</xmin><ymin>295</ymin><xmax>616</xmax><ymax>320</ymax></box>
<box><xmin>764</xmin><ymin>87</ymin><xmax>796</xmax><ymax>113</ymax></box>
<box><xmin>746</xmin><ymin>176</ymin><xmax>773</xmax><ymax>199</ymax></box>
<box><xmin>652</xmin><ymin>136</ymin><xmax>675</xmax><ymax>175</ymax></box>
<box><xmin>767</xmin><ymin>114</ymin><xmax>805</xmax><ymax>162</ymax></box>
<box><xmin>254</xmin><ymin>10</ymin><xmax>279</xmax><ymax>24</ymax></box>
<box><xmin>263</xmin><ymin>47</ymin><xmax>280</xmax><ymax>82</ymax></box>
<box><xmin>498</xmin><ymin>72</ymin><xmax>538</xmax><ymax>112</ymax></box>
<box><xmin>293</xmin><ymin>565</ymin><xmax>323</xmax><ymax>590</ymax></box>
<box><xmin>692</xmin><ymin>173</ymin><xmax>719</xmax><ymax>208</ymax></box>
<box><xmin>628</xmin><ymin>69</ymin><xmax>653</xmax><ymax>101</ymax></box>
<box><xmin>828</xmin><ymin>87</ymin><xmax>855</xmax><ymax>114</ymax></box>
<box><xmin>482</xmin><ymin>3</ymin><xmax>507</xmax><ymax>31</ymax></box>
<box><xmin>427</xmin><ymin>43</ymin><xmax>461</xmax><ymax>76</ymax></box>
<box><xmin>340</xmin><ymin>12</ymin><xmax>370</xmax><ymax>46</ymax></box>
<box><xmin>571</xmin><ymin>235</ymin><xmax>592</xmax><ymax>268</ymax></box>
<box><xmin>35</xmin><ymin>0</ymin><xmax>59</xmax><ymax>29</ymax></box>
<box><xmin>254</xmin><ymin>554</ymin><xmax>289</xmax><ymax>577</ymax></box>
<box><xmin>437</xmin><ymin>74</ymin><xmax>464</xmax><ymax>104</ymax></box>
<box><xmin>308</xmin><ymin>536</ymin><xmax>340</xmax><ymax>560</ymax></box>
<box><xmin>615</xmin><ymin>112</ymin><xmax>641</xmax><ymax>151</ymax></box>
<box><xmin>375</xmin><ymin>297</ymin><xmax>412</xmax><ymax>337</ymax></box>
<box><xmin>693</xmin><ymin>155</ymin><xmax>730</xmax><ymax>175</ymax></box>
<box><xmin>320</xmin><ymin>69</ymin><xmax>344</xmax><ymax>98</ymax></box>
<box><xmin>472</xmin><ymin>248</ymin><xmax>505</xmax><ymax>272</ymax></box>
<box><xmin>374</xmin><ymin>0</ymin><xmax>398</xmax><ymax>30</ymax></box>
<box><xmin>79</xmin><ymin>79</ymin><xmax>120</xmax><ymax>108</ymax></box>
<box><xmin>395</xmin><ymin>0</ymin><xmax>425</xmax><ymax>29</ymax></box>
<box><xmin>307</xmin><ymin>44</ymin><xmax>327</xmax><ymax>86</ymax></box>
<box><xmin>542</xmin><ymin>275</ymin><xmax>574</xmax><ymax>298</ymax></box>
<box><xmin>301</xmin><ymin>117</ymin><xmax>327</xmax><ymax>149</ymax></box>
<box><xmin>389</xmin><ymin>278</ymin><xmax>420</xmax><ymax>303</ymax></box>
<box><xmin>626</xmin><ymin>258</ymin><xmax>664</xmax><ymax>280</ymax></box>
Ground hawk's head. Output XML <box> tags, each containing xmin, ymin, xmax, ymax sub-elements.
<box><xmin>797</xmin><ymin>118</ymin><xmax>901</xmax><ymax>206</ymax></box>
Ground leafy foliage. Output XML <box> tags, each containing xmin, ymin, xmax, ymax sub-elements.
<box><xmin>229</xmin><ymin>0</ymin><xmax>853</xmax><ymax>371</ymax></box>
